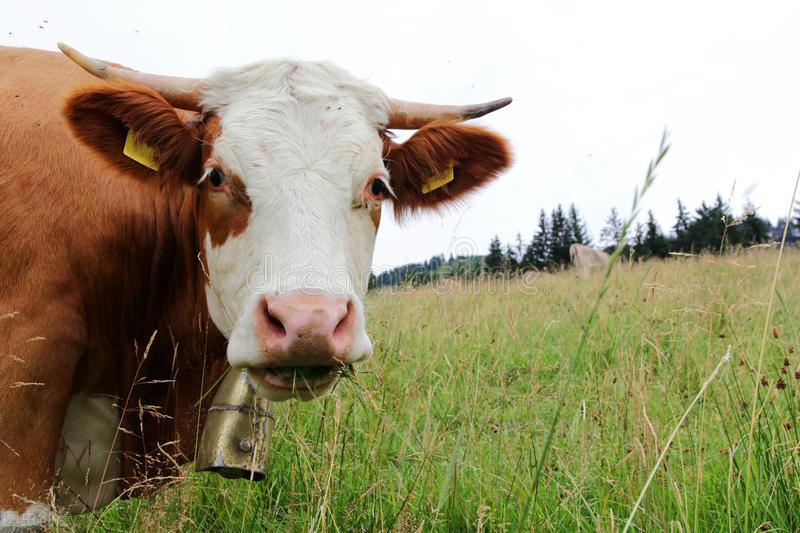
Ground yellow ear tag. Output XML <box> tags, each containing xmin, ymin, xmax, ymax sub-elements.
<box><xmin>421</xmin><ymin>164</ymin><xmax>454</xmax><ymax>194</ymax></box>
<box><xmin>123</xmin><ymin>130</ymin><xmax>160</xmax><ymax>171</ymax></box>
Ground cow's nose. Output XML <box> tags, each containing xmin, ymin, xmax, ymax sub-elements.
<box><xmin>256</xmin><ymin>293</ymin><xmax>355</xmax><ymax>366</ymax></box>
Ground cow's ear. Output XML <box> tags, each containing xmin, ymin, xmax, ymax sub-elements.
<box><xmin>63</xmin><ymin>83</ymin><xmax>202</xmax><ymax>180</ymax></box>
<box><xmin>383</xmin><ymin>121</ymin><xmax>511</xmax><ymax>219</ymax></box>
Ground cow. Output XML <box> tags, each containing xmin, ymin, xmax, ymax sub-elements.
<box><xmin>569</xmin><ymin>243</ymin><xmax>611</xmax><ymax>276</ymax></box>
<box><xmin>0</xmin><ymin>43</ymin><xmax>512</xmax><ymax>527</ymax></box>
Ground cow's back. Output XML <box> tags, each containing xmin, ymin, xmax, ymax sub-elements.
<box><xmin>0</xmin><ymin>46</ymin><xmax>104</xmax><ymax>210</ymax></box>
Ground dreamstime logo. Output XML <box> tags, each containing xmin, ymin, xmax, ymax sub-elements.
<box><xmin>428</xmin><ymin>269</ymin><xmax>548</xmax><ymax>296</ymax></box>
<box><xmin>449</xmin><ymin>235</ymin><xmax>480</xmax><ymax>258</ymax></box>
<box><xmin>244</xmin><ymin>256</ymin><xmax>371</xmax><ymax>296</ymax></box>
<box><xmin>236</xmin><ymin>234</ymin><xmax>556</xmax><ymax>297</ymax></box>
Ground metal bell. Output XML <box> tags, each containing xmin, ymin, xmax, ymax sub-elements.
<box><xmin>195</xmin><ymin>368</ymin><xmax>274</xmax><ymax>480</ymax></box>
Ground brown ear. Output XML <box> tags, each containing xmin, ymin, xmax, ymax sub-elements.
<box><xmin>383</xmin><ymin>121</ymin><xmax>511</xmax><ymax>219</ymax></box>
<box><xmin>63</xmin><ymin>83</ymin><xmax>202</xmax><ymax>180</ymax></box>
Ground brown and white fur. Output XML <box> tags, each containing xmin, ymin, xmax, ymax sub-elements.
<box><xmin>0</xmin><ymin>45</ymin><xmax>511</xmax><ymax>526</ymax></box>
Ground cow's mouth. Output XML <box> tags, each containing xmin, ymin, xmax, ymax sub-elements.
<box><xmin>255</xmin><ymin>365</ymin><xmax>340</xmax><ymax>392</ymax></box>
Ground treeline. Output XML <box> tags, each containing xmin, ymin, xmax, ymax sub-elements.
<box><xmin>370</xmin><ymin>255</ymin><xmax>483</xmax><ymax>287</ymax></box>
<box><xmin>369</xmin><ymin>195</ymin><xmax>797</xmax><ymax>289</ymax></box>
<box><xmin>485</xmin><ymin>204</ymin><xmax>590</xmax><ymax>271</ymax></box>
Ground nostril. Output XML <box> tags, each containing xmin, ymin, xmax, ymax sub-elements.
<box><xmin>263</xmin><ymin>303</ymin><xmax>287</xmax><ymax>338</ymax></box>
<box><xmin>332</xmin><ymin>300</ymin><xmax>353</xmax><ymax>338</ymax></box>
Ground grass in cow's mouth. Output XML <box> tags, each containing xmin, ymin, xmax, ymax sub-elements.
<box><xmin>263</xmin><ymin>364</ymin><xmax>356</xmax><ymax>386</ymax></box>
<box><xmin>338</xmin><ymin>363</ymin><xmax>356</xmax><ymax>380</ymax></box>
<box><xmin>268</xmin><ymin>366</ymin><xmax>337</xmax><ymax>381</ymax></box>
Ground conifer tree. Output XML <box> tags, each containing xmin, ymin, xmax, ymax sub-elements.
<box><xmin>738</xmin><ymin>202</ymin><xmax>770</xmax><ymax>246</ymax></box>
<box><xmin>631</xmin><ymin>222</ymin><xmax>646</xmax><ymax>258</ymax></box>
<box><xmin>484</xmin><ymin>235</ymin><xmax>505</xmax><ymax>273</ymax></box>
<box><xmin>672</xmin><ymin>199</ymin><xmax>690</xmax><ymax>252</ymax></box>
<box><xmin>600</xmin><ymin>207</ymin><xmax>623</xmax><ymax>251</ymax></box>
<box><xmin>567</xmin><ymin>204</ymin><xmax>590</xmax><ymax>245</ymax></box>
<box><xmin>644</xmin><ymin>210</ymin><xmax>669</xmax><ymax>258</ymax></box>
<box><xmin>504</xmin><ymin>244</ymin><xmax>519</xmax><ymax>272</ymax></box>
<box><xmin>523</xmin><ymin>209</ymin><xmax>550</xmax><ymax>270</ymax></box>
<box><xmin>686</xmin><ymin>199</ymin><xmax>726</xmax><ymax>251</ymax></box>
<box><xmin>549</xmin><ymin>205</ymin><xmax>570</xmax><ymax>266</ymax></box>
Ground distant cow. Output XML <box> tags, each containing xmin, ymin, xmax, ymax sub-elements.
<box><xmin>0</xmin><ymin>44</ymin><xmax>512</xmax><ymax>526</ymax></box>
<box><xmin>569</xmin><ymin>244</ymin><xmax>610</xmax><ymax>276</ymax></box>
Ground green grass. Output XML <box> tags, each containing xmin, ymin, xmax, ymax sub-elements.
<box><xmin>60</xmin><ymin>249</ymin><xmax>800</xmax><ymax>532</ymax></box>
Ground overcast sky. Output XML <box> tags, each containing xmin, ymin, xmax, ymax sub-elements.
<box><xmin>4</xmin><ymin>1</ymin><xmax>799</xmax><ymax>269</ymax></box>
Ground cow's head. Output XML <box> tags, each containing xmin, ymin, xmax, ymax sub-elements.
<box><xmin>60</xmin><ymin>44</ymin><xmax>511</xmax><ymax>401</ymax></box>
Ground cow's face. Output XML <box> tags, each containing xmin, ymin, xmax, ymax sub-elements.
<box><xmin>64</xmin><ymin>51</ymin><xmax>511</xmax><ymax>401</ymax></box>
<box><xmin>197</xmin><ymin>62</ymin><xmax>389</xmax><ymax>400</ymax></box>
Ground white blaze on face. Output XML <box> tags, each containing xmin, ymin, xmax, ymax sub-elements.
<box><xmin>199</xmin><ymin>60</ymin><xmax>388</xmax><ymax>370</ymax></box>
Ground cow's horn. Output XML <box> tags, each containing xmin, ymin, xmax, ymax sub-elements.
<box><xmin>57</xmin><ymin>42</ymin><xmax>205</xmax><ymax>111</ymax></box>
<box><xmin>386</xmin><ymin>96</ymin><xmax>512</xmax><ymax>129</ymax></box>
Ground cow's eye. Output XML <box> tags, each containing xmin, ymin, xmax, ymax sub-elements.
<box><xmin>364</xmin><ymin>175</ymin><xmax>390</xmax><ymax>205</ymax></box>
<box><xmin>370</xmin><ymin>178</ymin><xmax>386</xmax><ymax>197</ymax></box>
<box><xmin>208</xmin><ymin>169</ymin><xmax>226</xmax><ymax>188</ymax></box>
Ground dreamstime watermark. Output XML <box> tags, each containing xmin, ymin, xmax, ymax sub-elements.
<box><xmin>239</xmin><ymin>235</ymin><xmax>555</xmax><ymax>297</ymax></box>
<box><xmin>245</xmin><ymin>256</ymin><xmax>372</xmax><ymax>296</ymax></box>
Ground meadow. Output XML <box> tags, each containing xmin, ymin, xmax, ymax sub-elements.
<box><xmin>62</xmin><ymin>247</ymin><xmax>800</xmax><ymax>532</ymax></box>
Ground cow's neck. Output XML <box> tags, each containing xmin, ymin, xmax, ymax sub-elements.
<box><xmin>78</xmin><ymin>178</ymin><xmax>227</xmax><ymax>483</ymax></box>
<box><xmin>79</xmin><ymin>180</ymin><xmax>217</xmax><ymax>370</ymax></box>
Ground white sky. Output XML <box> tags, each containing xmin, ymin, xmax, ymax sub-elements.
<box><xmin>4</xmin><ymin>1</ymin><xmax>800</xmax><ymax>269</ymax></box>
